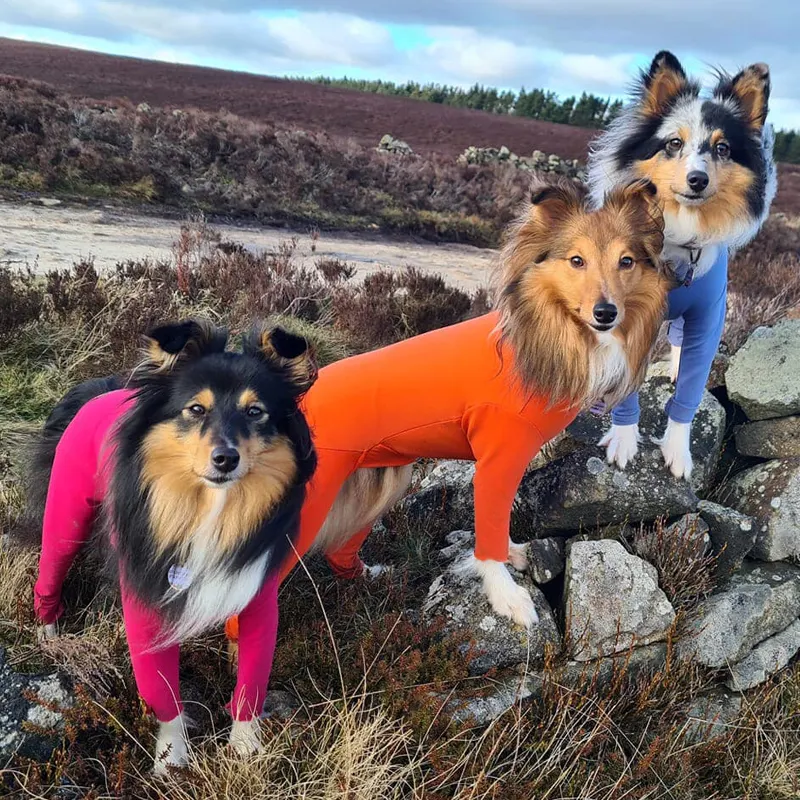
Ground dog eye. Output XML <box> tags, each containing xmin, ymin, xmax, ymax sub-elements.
<box><xmin>187</xmin><ymin>404</ymin><xmax>206</xmax><ymax>417</ymax></box>
<box><xmin>570</xmin><ymin>256</ymin><xmax>585</xmax><ymax>268</ymax></box>
<box><xmin>665</xmin><ymin>138</ymin><xmax>683</xmax><ymax>154</ymax></box>
<box><xmin>715</xmin><ymin>141</ymin><xmax>730</xmax><ymax>159</ymax></box>
<box><xmin>619</xmin><ymin>256</ymin><xmax>635</xmax><ymax>270</ymax></box>
<box><xmin>246</xmin><ymin>406</ymin><xmax>266</xmax><ymax>419</ymax></box>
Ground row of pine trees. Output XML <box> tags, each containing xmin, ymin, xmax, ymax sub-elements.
<box><xmin>310</xmin><ymin>76</ymin><xmax>800</xmax><ymax>163</ymax></box>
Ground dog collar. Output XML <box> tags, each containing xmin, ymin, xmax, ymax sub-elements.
<box><xmin>673</xmin><ymin>245</ymin><xmax>701</xmax><ymax>287</ymax></box>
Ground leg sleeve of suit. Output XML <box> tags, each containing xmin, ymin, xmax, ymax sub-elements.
<box><xmin>465</xmin><ymin>406</ymin><xmax>546</xmax><ymax>563</ymax></box>
<box><xmin>666</xmin><ymin>289</ymin><xmax>726</xmax><ymax>424</ymax></box>
<box><xmin>227</xmin><ymin>573</ymin><xmax>279</xmax><ymax>721</ymax></box>
<box><xmin>667</xmin><ymin>316</ymin><xmax>685</xmax><ymax>348</ymax></box>
<box><xmin>34</xmin><ymin>417</ymin><xmax>102</xmax><ymax>624</ymax></box>
<box><xmin>610</xmin><ymin>390</ymin><xmax>641</xmax><ymax>427</ymax></box>
<box><xmin>325</xmin><ymin>522</ymin><xmax>373</xmax><ymax>578</ymax></box>
<box><xmin>121</xmin><ymin>587</ymin><xmax>183</xmax><ymax>722</ymax></box>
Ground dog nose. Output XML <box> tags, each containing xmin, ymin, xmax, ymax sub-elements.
<box><xmin>686</xmin><ymin>171</ymin><xmax>709</xmax><ymax>192</ymax></box>
<box><xmin>211</xmin><ymin>446</ymin><xmax>240</xmax><ymax>473</ymax></box>
<box><xmin>593</xmin><ymin>303</ymin><xmax>618</xmax><ymax>325</ymax></box>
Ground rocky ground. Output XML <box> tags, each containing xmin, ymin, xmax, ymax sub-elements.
<box><xmin>2</xmin><ymin>303</ymin><xmax>799</xmax><ymax>788</ymax></box>
<box><xmin>394</xmin><ymin>317</ymin><xmax>800</xmax><ymax>724</ymax></box>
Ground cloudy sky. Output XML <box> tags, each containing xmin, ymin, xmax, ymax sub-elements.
<box><xmin>1</xmin><ymin>1</ymin><xmax>798</xmax><ymax>129</ymax></box>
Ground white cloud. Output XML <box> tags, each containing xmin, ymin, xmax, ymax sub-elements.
<box><xmin>0</xmin><ymin>0</ymin><xmax>797</xmax><ymax>128</ymax></box>
<box><xmin>558</xmin><ymin>54</ymin><xmax>634</xmax><ymax>91</ymax></box>
<box><xmin>420</xmin><ymin>28</ymin><xmax>537</xmax><ymax>82</ymax></box>
<box><xmin>266</xmin><ymin>13</ymin><xmax>393</xmax><ymax>67</ymax></box>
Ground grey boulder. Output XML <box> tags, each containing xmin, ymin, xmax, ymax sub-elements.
<box><xmin>679</xmin><ymin>562</ymin><xmax>800</xmax><ymax>668</ymax></box>
<box><xmin>564</xmin><ymin>540</ymin><xmax>675</xmax><ymax>661</ymax></box>
<box><xmin>735</xmin><ymin>416</ymin><xmax>800</xmax><ymax>459</ymax></box>
<box><xmin>721</xmin><ymin>459</ymin><xmax>800</xmax><ymax>561</ymax></box>
<box><xmin>696</xmin><ymin>501</ymin><xmax>757</xmax><ymax>581</ymax></box>
<box><xmin>726</xmin><ymin>319</ymin><xmax>800</xmax><ymax>421</ymax></box>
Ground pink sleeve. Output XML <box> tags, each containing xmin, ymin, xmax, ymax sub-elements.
<box><xmin>227</xmin><ymin>573</ymin><xmax>280</xmax><ymax>720</ymax></box>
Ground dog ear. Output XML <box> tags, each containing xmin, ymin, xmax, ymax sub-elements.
<box><xmin>715</xmin><ymin>63</ymin><xmax>770</xmax><ymax>130</ymax></box>
<box><xmin>143</xmin><ymin>319</ymin><xmax>228</xmax><ymax>373</ymax></box>
<box><xmin>608</xmin><ymin>179</ymin><xmax>666</xmax><ymax>269</ymax></box>
<box><xmin>526</xmin><ymin>178</ymin><xmax>587</xmax><ymax>261</ymax></box>
<box><xmin>248</xmin><ymin>324</ymin><xmax>318</xmax><ymax>397</ymax></box>
<box><xmin>640</xmin><ymin>50</ymin><xmax>691</xmax><ymax>118</ymax></box>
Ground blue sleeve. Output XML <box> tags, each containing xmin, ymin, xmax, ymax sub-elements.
<box><xmin>611</xmin><ymin>390</ymin><xmax>641</xmax><ymax>426</ymax></box>
<box><xmin>665</xmin><ymin>257</ymin><xmax>727</xmax><ymax>424</ymax></box>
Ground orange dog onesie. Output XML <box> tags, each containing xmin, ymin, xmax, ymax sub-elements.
<box><xmin>227</xmin><ymin>177</ymin><xmax>669</xmax><ymax>642</ymax></box>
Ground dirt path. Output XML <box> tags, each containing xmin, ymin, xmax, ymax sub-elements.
<box><xmin>0</xmin><ymin>200</ymin><xmax>496</xmax><ymax>291</ymax></box>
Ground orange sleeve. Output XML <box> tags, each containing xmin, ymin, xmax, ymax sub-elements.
<box><xmin>464</xmin><ymin>405</ymin><xmax>545</xmax><ymax>563</ymax></box>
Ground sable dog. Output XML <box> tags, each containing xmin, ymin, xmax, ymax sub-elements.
<box><xmin>225</xmin><ymin>178</ymin><xmax>671</xmax><ymax>660</ymax></box>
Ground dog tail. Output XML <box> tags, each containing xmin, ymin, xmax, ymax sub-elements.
<box><xmin>313</xmin><ymin>465</ymin><xmax>413</xmax><ymax>555</ymax></box>
<box><xmin>12</xmin><ymin>376</ymin><xmax>123</xmax><ymax>547</ymax></box>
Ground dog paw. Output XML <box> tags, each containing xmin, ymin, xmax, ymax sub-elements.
<box><xmin>654</xmin><ymin>418</ymin><xmax>693</xmax><ymax>481</ymax></box>
<box><xmin>229</xmin><ymin>717</ymin><xmax>262</xmax><ymax>757</ymax></box>
<box><xmin>37</xmin><ymin>623</ymin><xmax>58</xmax><ymax>643</ymax></box>
<box><xmin>507</xmin><ymin>541</ymin><xmax>529</xmax><ymax>572</ymax></box>
<box><xmin>599</xmin><ymin>424</ymin><xmax>641</xmax><ymax>470</ymax></box>
<box><xmin>670</xmin><ymin>345</ymin><xmax>682</xmax><ymax>383</ymax></box>
<box><xmin>472</xmin><ymin>559</ymin><xmax>539</xmax><ymax>628</ymax></box>
<box><xmin>363</xmin><ymin>563</ymin><xmax>393</xmax><ymax>580</ymax></box>
<box><xmin>154</xmin><ymin>713</ymin><xmax>189</xmax><ymax>774</ymax></box>
<box><xmin>491</xmin><ymin>581</ymin><xmax>539</xmax><ymax>629</ymax></box>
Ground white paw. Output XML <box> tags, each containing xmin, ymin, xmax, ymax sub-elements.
<box><xmin>599</xmin><ymin>424</ymin><xmax>641</xmax><ymax>470</ymax></box>
<box><xmin>654</xmin><ymin>418</ymin><xmax>693</xmax><ymax>480</ymax></box>
<box><xmin>37</xmin><ymin>623</ymin><xmax>58</xmax><ymax>643</ymax></box>
<box><xmin>507</xmin><ymin>541</ymin><xmax>529</xmax><ymax>572</ymax></box>
<box><xmin>363</xmin><ymin>563</ymin><xmax>393</xmax><ymax>580</ymax></box>
<box><xmin>469</xmin><ymin>558</ymin><xmax>539</xmax><ymax>628</ymax></box>
<box><xmin>229</xmin><ymin>717</ymin><xmax>262</xmax><ymax>757</ymax></box>
<box><xmin>154</xmin><ymin>713</ymin><xmax>189</xmax><ymax>774</ymax></box>
<box><xmin>670</xmin><ymin>345</ymin><xmax>682</xmax><ymax>383</ymax></box>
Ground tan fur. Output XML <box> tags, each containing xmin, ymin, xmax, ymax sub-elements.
<box><xmin>238</xmin><ymin>389</ymin><xmax>260</xmax><ymax>409</ymax></box>
<box><xmin>259</xmin><ymin>329</ymin><xmax>316</xmax><ymax>393</ymax></box>
<box><xmin>641</xmin><ymin>58</ymin><xmax>689</xmax><ymax>118</ymax></box>
<box><xmin>141</xmin><ymin>423</ymin><xmax>297</xmax><ymax>555</ymax></box>
<box><xmin>495</xmin><ymin>178</ymin><xmax>668</xmax><ymax>408</ymax></box>
<box><xmin>315</xmin><ymin>465</ymin><xmax>413</xmax><ymax>555</ymax></box>
<box><xmin>189</xmin><ymin>389</ymin><xmax>215</xmax><ymax>411</ymax></box>
<box><xmin>635</xmin><ymin>155</ymin><xmax>754</xmax><ymax>242</ymax></box>
<box><xmin>729</xmin><ymin>63</ymin><xmax>770</xmax><ymax>129</ymax></box>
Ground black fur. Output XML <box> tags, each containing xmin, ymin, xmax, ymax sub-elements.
<box><xmin>701</xmin><ymin>100</ymin><xmax>769</xmax><ymax>219</ymax></box>
<box><xmin>616</xmin><ymin>51</ymin><xmax>701</xmax><ymax>172</ymax></box>
<box><xmin>110</xmin><ymin>322</ymin><xmax>316</xmax><ymax>623</ymax></box>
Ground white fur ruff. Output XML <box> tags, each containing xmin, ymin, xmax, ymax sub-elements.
<box><xmin>588</xmin><ymin>331</ymin><xmax>630</xmax><ymax>408</ymax></box>
<box><xmin>158</xmin><ymin>488</ymin><xmax>270</xmax><ymax>648</ymax></box>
